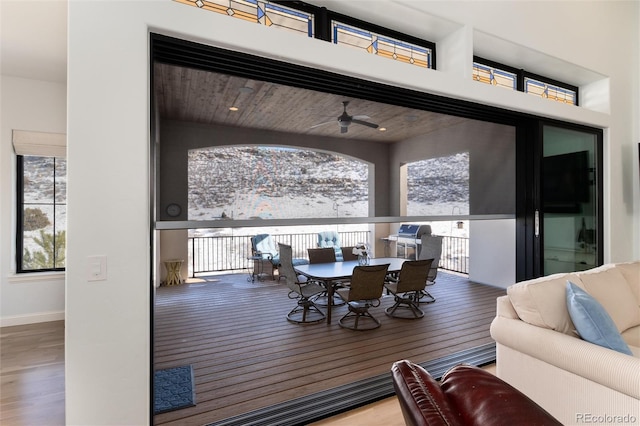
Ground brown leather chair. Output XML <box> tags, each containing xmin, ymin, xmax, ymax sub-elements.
<box><xmin>391</xmin><ymin>360</ymin><xmax>562</xmax><ymax>426</ymax></box>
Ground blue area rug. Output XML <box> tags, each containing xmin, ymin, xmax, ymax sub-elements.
<box><xmin>154</xmin><ymin>365</ymin><xmax>196</xmax><ymax>414</ymax></box>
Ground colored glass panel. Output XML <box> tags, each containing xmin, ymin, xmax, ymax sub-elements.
<box><xmin>525</xmin><ymin>77</ymin><xmax>577</xmax><ymax>104</ymax></box>
<box><xmin>472</xmin><ymin>62</ymin><xmax>517</xmax><ymax>90</ymax></box>
<box><xmin>175</xmin><ymin>0</ymin><xmax>314</xmax><ymax>37</ymax></box>
<box><xmin>332</xmin><ymin>22</ymin><xmax>432</xmax><ymax>69</ymax></box>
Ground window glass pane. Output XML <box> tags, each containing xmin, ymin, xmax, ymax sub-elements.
<box><xmin>542</xmin><ymin>126</ymin><xmax>597</xmax><ymax>274</ymax></box>
<box><xmin>188</xmin><ymin>146</ymin><xmax>369</xmax><ymax>220</ymax></box>
<box><xmin>525</xmin><ymin>77</ymin><xmax>577</xmax><ymax>104</ymax></box>
<box><xmin>23</xmin><ymin>156</ymin><xmax>54</xmax><ymax>203</ymax></box>
<box><xmin>22</xmin><ymin>204</ymin><xmax>55</xmax><ymax>270</ymax></box>
<box><xmin>472</xmin><ymin>62</ymin><xmax>517</xmax><ymax>90</ymax></box>
<box><xmin>53</xmin><ymin>205</ymin><xmax>67</xmax><ymax>269</ymax></box>
<box><xmin>55</xmin><ymin>158</ymin><xmax>67</xmax><ymax>203</ymax></box>
<box><xmin>264</xmin><ymin>3</ymin><xmax>313</xmax><ymax>36</ymax></box>
<box><xmin>175</xmin><ymin>0</ymin><xmax>314</xmax><ymax>37</ymax></box>
<box><xmin>18</xmin><ymin>156</ymin><xmax>66</xmax><ymax>272</ymax></box>
<box><xmin>332</xmin><ymin>21</ymin><xmax>432</xmax><ymax>68</ymax></box>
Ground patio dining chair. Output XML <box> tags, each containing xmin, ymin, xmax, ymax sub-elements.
<box><xmin>307</xmin><ymin>247</ymin><xmax>337</xmax><ymax>264</ymax></box>
<box><xmin>384</xmin><ymin>259</ymin><xmax>433</xmax><ymax>319</ymax></box>
<box><xmin>417</xmin><ymin>234</ymin><xmax>443</xmax><ymax>303</ymax></box>
<box><xmin>336</xmin><ymin>264</ymin><xmax>389</xmax><ymax>330</ymax></box>
<box><xmin>278</xmin><ymin>243</ymin><xmax>326</xmax><ymax>324</ymax></box>
<box><xmin>307</xmin><ymin>247</ymin><xmax>344</xmax><ymax>307</ymax></box>
<box><xmin>341</xmin><ymin>246</ymin><xmax>359</xmax><ymax>261</ymax></box>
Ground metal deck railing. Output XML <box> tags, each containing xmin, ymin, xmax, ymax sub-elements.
<box><xmin>187</xmin><ymin>232</ymin><xmax>468</xmax><ymax>277</ymax></box>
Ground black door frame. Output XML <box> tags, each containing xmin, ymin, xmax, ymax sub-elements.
<box><xmin>149</xmin><ymin>32</ymin><xmax>604</xmax><ymax>420</ymax></box>
<box><xmin>150</xmin><ymin>31</ymin><xmax>606</xmax><ymax>279</ymax></box>
<box><xmin>533</xmin><ymin>120</ymin><xmax>604</xmax><ymax>275</ymax></box>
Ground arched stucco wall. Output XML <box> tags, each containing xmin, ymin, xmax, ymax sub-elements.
<box><xmin>159</xmin><ymin>120</ymin><xmax>391</xmax><ymax>220</ymax></box>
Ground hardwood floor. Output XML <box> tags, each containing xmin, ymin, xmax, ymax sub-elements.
<box><xmin>0</xmin><ymin>320</ymin><xmax>65</xmax><ymax>426</ymax></box>
<box><xmin>0</xmin><ymin>271</ymin><xmax>505</xmax><ymax>426</ymax></box>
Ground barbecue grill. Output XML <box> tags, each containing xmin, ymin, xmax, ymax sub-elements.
<box><xmin>396</xmin><ymin>224</ymin><xmax>432</xmax><ymax>259</ymax></box>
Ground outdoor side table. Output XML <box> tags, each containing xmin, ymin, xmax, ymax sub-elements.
<box><xmin>164</xmin><ymin>259</ymin><xmax>184</xmax><ymax>286</ymax></box>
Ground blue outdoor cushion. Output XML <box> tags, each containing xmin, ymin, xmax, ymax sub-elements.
<box><xmin>566</xmin><ymin>281</ymin><xmax>633</xmax><ymax>355</ymax></box>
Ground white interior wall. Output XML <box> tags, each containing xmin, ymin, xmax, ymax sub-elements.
<box><xmin>0</xmin><ymin>75</ymin><xmax>67</xmax><ymax>326</ymax></box>
<box><xmin>469</xmin><ymin>220</ymin><xmax>516</xmax><ymax>288</ymax></box>
<box><xmin>53</xmin><ymin>1</ymin><xmax>640</xmax><ymax>424</ymax></box>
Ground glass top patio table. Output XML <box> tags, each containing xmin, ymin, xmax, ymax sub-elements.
<box><xmin>294</xmin><ymin>257</ymin><xmax>407</xmax><ymax>324</ymax></box>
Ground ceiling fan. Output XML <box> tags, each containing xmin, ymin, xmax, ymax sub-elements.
<box><xmin>311</xmin><ymin>101</ymin><xmax>380</xmax><ymax>134</ymax></box>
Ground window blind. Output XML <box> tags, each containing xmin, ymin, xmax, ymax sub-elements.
<box><xmin>12</xmin><ymin>130</ymin><xmax>66</xmax><ymax>158</ymax></box>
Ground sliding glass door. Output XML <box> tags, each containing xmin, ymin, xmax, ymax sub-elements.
<box><xmin>540</xmin><ymin>124</ymin><xmax>602</xmax><ymax>275</ymax></box>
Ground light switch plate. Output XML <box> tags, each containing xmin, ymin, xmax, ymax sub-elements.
<box><xmin>87</xmin><ymin>255</ymin><xmax>107</xmax><ymax>281</ymax></box>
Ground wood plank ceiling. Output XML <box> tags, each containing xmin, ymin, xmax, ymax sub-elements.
<box><xmin>153</xmin><ymin>63</ymin><xmax>468</xmax><ymax>143</ymax></box>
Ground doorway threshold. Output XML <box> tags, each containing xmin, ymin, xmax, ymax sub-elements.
<box><xmin>207</xmin><ymin>343</ymin><xmax>496</xmax><ymax>426</ymax></box>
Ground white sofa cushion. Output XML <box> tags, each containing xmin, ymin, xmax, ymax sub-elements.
<box><xmin>614</xmin><ymin>261</ymin><xmax>640</xmax><ymax>305</ymax></box>
<box><xmin>577</xmin><ymin>266</ymin><xmax>640</xmax><ymax>333</ymax></box>
<box><xmin>507</xmin><ymin>273</ymin><xmax>583</xmax><ymax>336</ymax></box>
<box><xmin>622</xmin><ymin>326</ymin><xmax>640</xmax><ymax>348</ymax></box>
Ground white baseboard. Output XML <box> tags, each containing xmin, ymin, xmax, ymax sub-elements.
<box><xmin>1</xmin><ymin>311</ymin><xmax>65</xmax><ymax>327</ymax></box>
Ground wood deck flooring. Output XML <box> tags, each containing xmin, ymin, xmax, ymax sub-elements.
<box><xmin>153</xmin><ymin>271</ymin><xmax>506</xmax><ymax>425</ymax></box>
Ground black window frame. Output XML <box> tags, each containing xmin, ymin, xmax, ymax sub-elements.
<box><xmin>522</xmin><ymin>70</ymin><xmax>579</xmax><ymax>106</ymax></box>
<box><xmin>474</xmin><ymin>55</ymin><xmax>579</xmax><ymax>105</ymax></box>
<box><xmin>272</xmin><ymin>1</ymin><xmax>436</xmax><ymax>69</ymax></box>
<box><xmin>16</xmin><ymin>154</ymin><xmax>66</xmax><ymax>273</ymax></box>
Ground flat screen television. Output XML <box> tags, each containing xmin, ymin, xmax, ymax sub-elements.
<box><xmin>542</xmin><ymin>150</ymin><xmax>590</xmax><ymax>213</ymax></box>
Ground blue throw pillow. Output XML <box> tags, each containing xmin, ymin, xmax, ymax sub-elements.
<box><xmin>566</xmin><ymin>281</ymin><xmax>633</xmax><ymax>355</ymax></box>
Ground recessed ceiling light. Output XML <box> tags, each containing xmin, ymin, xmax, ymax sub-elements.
<box><xmin>229</xmin><ymin>106</ymin><xmax>239</xmax><ymax>111</ymax></box>
<box><xmin>379</xmin><ymin>127</ymin><xmax>387</xmax><ymax>132</ymax></box>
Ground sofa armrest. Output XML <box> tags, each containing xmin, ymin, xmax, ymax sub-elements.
<box><xmin>496</xmin><ymin>295</ymin><xmax>519</xmax><ymax>319</ymax></box>
<box><xmin>491</xmin><ymin>315</ymin><xmax>640</xmax><ymax>399</ymax></box>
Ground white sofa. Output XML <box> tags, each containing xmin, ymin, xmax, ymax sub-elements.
<box><xmin>490</xmin><ymin>261</ymin><xmax>640</xmax><ymax>425</ymax></box>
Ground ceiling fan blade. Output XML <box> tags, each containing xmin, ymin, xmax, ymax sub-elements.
<box><xmin>352</xmin><ymin>115</ymin><xmax>371</xmax><ymax>120</ymax></box>
<box><xmin>310</xmin><ymin>120</ymin><xmax>335</xmax><ymax>129</ymax></box>
<box><xmin>352</xmin><ymin>119</ymin><xmax>379</xmax><ymax>129</ymax></box>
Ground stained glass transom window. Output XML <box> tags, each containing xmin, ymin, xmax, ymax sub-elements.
<box><xmin>332</xmin><ymin>21</ymin><xmax>433</xmax><ymax>69</ymax></box>
<box><xmin>472</xmin><ymin>62</ymin><xmax>517</xmax><ymax>90</ymax></box>
<box><xmin>175</xmin><ymin>0</ymin><xmax>314</xmax><ymax>36</ymax></box>
<box><xmin>524</xmin><ymin>77</ymin><xmax>577</xmax><ymax>104</ymax></box>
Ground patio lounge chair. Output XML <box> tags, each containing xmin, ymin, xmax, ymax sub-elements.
<box><xmin>317</xmin><ymin>231</ymin><xmax>343</xmax><ymax>261</ymax></box>
<box><xmin>251</xmin><ymin>234</ymin><xmax>308</xmax><ymax>280</ymax></box>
